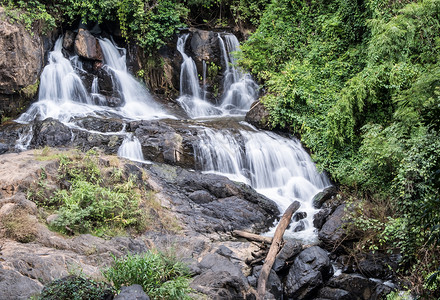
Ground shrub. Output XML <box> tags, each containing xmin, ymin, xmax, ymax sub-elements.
<box><xmin>29</xmin><ymin>150</ymin><xmax>147</xmax><ymax>237</ymax></box>
<box><xmin>103</xmin><ymin>251</ymin><xmax>192</xmax><ymax>300</ymax></box>
<box><xmin>1</xmin><ymin>208</ymin><xmax>38</xmax><ymax>243</ymax></box>
<box><xmin>39</xmin><ymin>275</ymin><xmax>114</xmax><ymax>300</ymax></box>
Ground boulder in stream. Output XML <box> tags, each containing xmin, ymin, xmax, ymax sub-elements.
<box><xmin>74</xmin><ymin>28</ymin><xmax>103</xmax><ymax>61</ymax></box>
<box><xmin>284</xmin><ymin>246</ymin><xmax>333</xmax><ymax>299</ymax></box>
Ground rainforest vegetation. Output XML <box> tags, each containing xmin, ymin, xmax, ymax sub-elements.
<box><xmin>1</xmin><ymin>0</ymin><xmax>439</xmax><ymax>297</ymax></box>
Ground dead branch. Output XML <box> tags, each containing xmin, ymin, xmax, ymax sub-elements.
<box><xmin>256</xmin><ymin>201</ymin><xmax>300</xmax><ymax>300</ymax></box>
<box><xmin>232</xmin><ymin>230</ymin><xmax>273</xmax><ymax>244</ymax></box>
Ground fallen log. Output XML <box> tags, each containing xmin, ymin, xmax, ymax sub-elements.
<box><xmin>232</xmin><ymin>230</ymin><xmax>273</xmax><ymax>244</ymax></box>
<box><xmin>256</xmin><ymin>200</ymin><xmax>301</xmax><ymax>300</ymax></box>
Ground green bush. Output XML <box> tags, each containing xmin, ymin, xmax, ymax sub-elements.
<box><xmin>39</xmin><ymin>275</ymin><xmax>114</xmax><ymax>300</ymax></box>
<box><xmin>239</xmin><ymin>0</ymin><xmax>440</xmax><ymax>294</ymax></box>
<box><xmin>29</xmin><ymin>150</ymin><xmax>146</xmax><ymax>237</ymax></box>
<box><xmin>103</xmin><ymin>251</ymin><xmax>192</xmax><ymax>300</ymax></box>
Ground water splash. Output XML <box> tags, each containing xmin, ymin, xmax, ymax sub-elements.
<box><xmin>14</xmin><ymin>126</ymin><xmax>34</xmax><ymax>151</ymax></box>
<box><xmin>17</xmin><ymin>36</ymin><xmax>171</xmax><ymax>126</ymax></box>
<box><xmin>176</xmin><ymin>33</ymin><xmax>258</xmax><ymax>118</ymax></box>
<box><xmin>194</xmin><ymin>126</ymin><xmax>331</xmax><ymax>242</ymax></box>
<box><xmin>117</xmin><ymin>134</ymin><xmax>148</xmax><ymax>163</ymax></box>
<box><xmin>218</xmin><ymin>34</ymin><xmax>258</xmax><ymax>113</ymax></box>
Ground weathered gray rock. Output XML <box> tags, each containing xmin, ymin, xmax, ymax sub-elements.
<box><xmin>0</xmin><ymin>142</ymin><xmax>8</xmax><ymax>154</ymax></box>
<box><xmin>62</xmin><ymin>30</ymin><xmax>75</xmax><ymax>51</ymax></box>
<box><xmin>73</xmin><ymin>117</ymin><xmax>125</xmax><ymax>133</ymax></box>
<box><xmin>357</xmin><ymin>252</ymin><xmax>398</xmax><ymax>279</ymax></box>
<box><xmin>32</xmin><ymin>118</ymin><xmax>72</xmax><ymax>147</ymax></box>
<box><xmin>190</xmin><ymin>29</ymin><xmax>219</xmax><ymax>63</ymax></box>
<box><xmin>130</xmin><ymin>120</ymin><xmax>197</xmax><ymax>169</ymax></box>
<box><xmin>188</xmin><ymin>190</ymin><xmax>216</xmax><ymax>204</ymax></box>
<box><xmin>318</xmin><ymin>287</ymin><xmax>352</xmax><ymax>300</ymax></box>
<box><xmin>313</xmin><ymin>208</ymin><xmax>332</xmax><ymax>230</ymax></box>
<box><xmin>293</xmin><ymin>220</ymin><xmax>306</xmax><ymax>232</ymax></box>
<box><xmin>74</xmin><ymin>28</ymin><xmax>103</xmax><ymax>61</ymax></box>
<box><xmin>0</xmin><ymin>268</ymin><xmax>43</xmax><ymax>300</ymax></box>
<box><xmin>191</xmin><ymin>270</ymin><xmax>250</xmax><ymax>300</ymax></box>
<box><xmin>148</xmin><ymin>163</ymin><xmax>280</xmax><ymax>233</ymax></box>
<box><xmin>327</xmin><ymin>273</ymin><xmax>378</xmax><ymax>300</ymax></box>
<box><xmin>293</xmin><ymin>211</ymin><xmax>307</xmax><ymax>221</ymax></box>
<box><xmin>191</xmin><ymin>252</ymin><xmax>252</xmax><ymax>299</ymax></box>
<box><xmin>284</xmin><ymin>246</ymin><xmax>333</xmax><ymax>299</ymax></box>
<box><xmin>313</xmin><ymin>186</ymin><xmax>338</xmax><ymax>208</ymax></box>
<box><xmin>245</xmin><ymin>100</ymin><xmax>270</xmax><ymax>129</ymax></box>
<box><xmin>318</xmin><ymin>204</ymin><xmax>347</xmax><ymax>248</ymax></box>
<box><xmin>250</xmin><ymin>265</ymin><xmax>283</xmax><ymax>299</ymax></box>
<box><xmin>272</xmin><ymin>240</ymin><xmax>302</xmax><ymax>272</ymax></box>
<box><xmin>0</xmin><ymin>192</ymin><xmax>37</xmax><ymax>215</ymax></box>
<box><xmin>115</xmin><ymin>284</ymin><xmax>150</xmax><ymax>300</ymax></box>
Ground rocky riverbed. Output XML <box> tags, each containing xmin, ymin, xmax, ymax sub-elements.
<box><xmin>0</xmin><ymin>146</ymin><xmax>399</xmax><ymax>299</ymax></box>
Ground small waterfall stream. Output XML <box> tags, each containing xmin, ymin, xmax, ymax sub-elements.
<box><xmin>176</xmin><ymin>33</ymin><xmax>258</xmax><ymax>118</ymax></box>
<box><xmin>17</xmin><ymin>36</ymin><xmax>171</xmax><ymax>125</ymax></box>
<box><xmin>117</xmin><ymin>134</ymin><xmax>147</xmax><ymax>163</ymax></box>
<box><xmin>194</xmin><ymin>126</ymin><xmax>330</xmax><ymax>241</ymax></box>
<box><xmin>218</xmin><ymin>34</ymin><xmax>258</xmax><ymax>113</ymax></box>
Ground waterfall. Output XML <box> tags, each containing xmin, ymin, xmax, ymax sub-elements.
<box><xmin>194</xmin><ymin>126</ymin><xmax>331</xmax><ymax>242</ymax></box>
<box><xmin>117</xmin><ymin>134</ymin><xmax>147</xmax><ymax>163</ymax></box>
<box><xmin>218</xmin><ymin>34</ymin><xmax>258</xmax><ymax>113</ymax></box>
<box><xmin>17</xmin><ymin>36</ymin><xmax>170</xmax><ymax>126</ymax></box>
<box><xmin>176</xmin><ymin>34</ymin><xmax>221</xmax><ymax>118</ymax></box>
<box><xmin>98</xmin><ymin>38</ymin><xmax>169</xmax><ymax>120</ymax></box>
<box><xmin>202</xmin><ymin>60</ymin><xmax>207</xmax><ymax>101</ymax></box>
<box><xmin>176</xmin><ymin>33</ymin><xmax>258</xmax><ymax>118</ymax></box>
<box><xmin>14</xmin><ymin>126</ymin><xmax>34</xmax><ymax>151</ymax></box>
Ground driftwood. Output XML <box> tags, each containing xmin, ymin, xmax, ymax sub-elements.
<box><xmin>256</xmin><ymin>201</ymin><xmax>301</xmax><ymax>300</ymax></box>
<box><xmin>232</xmin><ymin>230</ymin><xmax>273</xmax><ymax>244</ymax></box>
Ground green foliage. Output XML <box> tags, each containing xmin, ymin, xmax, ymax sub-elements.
<box><xmin>2</xmin><ymin>0</ymin><xmax>57</xmax><ymax>33</ymax></box>
<box><xmin>39</xmin><ymin>275</ymin><xmax>114</xmax><ymax>300</ymax></box>
<box><xmin>240</xmin><ymin>0</ymin><xmax>440</xmax><ymax>294</ymax></box>
<box><xmin>115</xmin><ymin>0</ymin><xmax>187</xmax><ymax>52</ymax></box>
<box><xmin>29</xmin><ymin>150</ymin><xmax>146</xmax><ymax>237</ymax></box>
<box><xmin>103</xmin><ymin>251</ymin><xmax>192</xmax><ymax>300</ymax></box>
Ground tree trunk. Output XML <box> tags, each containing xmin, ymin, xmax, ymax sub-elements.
<box><xmin>256</xmin><ymin>201</ymin><xmax>300</xmax><ymax>300</ymax></box>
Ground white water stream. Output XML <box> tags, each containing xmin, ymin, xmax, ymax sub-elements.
<box><xmin>176</xmin><ymin>33</ymin><xmax>258</xmax><ymax>118</ymax></box>
<box><xmin>17</xmin><ymin>37</ymin><xmax>171</xmax><ymax>125</ymax></box>
<box><xmin>194</xmin><ymin>127</ymin><xmax>330</xmax><ymax>242</ymax></box>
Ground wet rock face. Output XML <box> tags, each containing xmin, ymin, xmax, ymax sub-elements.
<box><xmin>147</xmin><ymin>163</ymin><xmax>280</xmax><ymax>234</ymax></box>
<box><xmin>32</xmin><ymin>118</ymin><xmax>72</xmax><ymax>147</ymax></box>
<box><xmin>74</xmin><ymin>28</ymin><xmax>103</xmax><ymax>61</ymax></box>
<box><xmin>130</xmin><ymin>120</ymin><xmax>198</xmax><ymax>168</ymax></box>
<box><xmin>191</xmin><ymin>252</ymin><xmax>251</xmax><ymax>299</ymax></box>
<box><xmin>0</xmin><ymin>8</ymin><xmax>45</xmax><ymax>119</ymax></box>
<box><xmin>189</xmin><ymin>29</ymin><xmax>221</xmax><ymax>64</ymax></box>
<box><xmin>284</xmin><ymin>246</ymin><xmax>333</xmax><ymax>299</ymax></box>
<box><xmin>245</xmin><ymin>100</ymin><xmax>270</xmax><ymax>129</ymax></box>
<box><xmin>62</xmin><ymin>30</ymin><xmax>75</xmax><ymax>51</ymax></box>
<box><xmin>0</xmin><ymin>268</ymin><xmax>43</xmax><ymax>300</ymax></box>
<box><xmin>318</xmin><ymin>204</ymin><xmax>348</xmax><ymax>250</ymax></box>
<box><xmin>115</xmin><ymin>284</ymin><xmax>150</xmax><ymax>300</ymax></box>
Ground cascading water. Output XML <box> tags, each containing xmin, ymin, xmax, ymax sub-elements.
<box><xmin>194</xmin><ymin>125</ymin><xmax>331</xmax><ymax>242</ymax></box>
<box><xmin>99</xmin><ymin>38</ymin><xmax>169</xmax><ymax>120</ymax></box>
<box><xmin>218</xmin><ymin>34</ymin><xmax>258</xmax><ymax>113</ymax></box>
<box><xmin>11</xmin><ymin>30</ymin><xmax>331</xmax><ymax>242</ymax></box>
<box><xmin>176</xmin><ymin>33</ymin><xmax>258</xmax><ymax>118</ymax></box>
<box><xmin>117</xmin><ymin>134</ymin><xmax>147</xmax><ymax>163</ymax></box>
<box><xmin>176</xmin><ymin>34</ymin><xmax>221</xmax><ymax>118</ymax></box>
<box><xmin>17</xmin><ymin>36</ymin><xmax>170</xmax><ymax>126</ymax></box>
